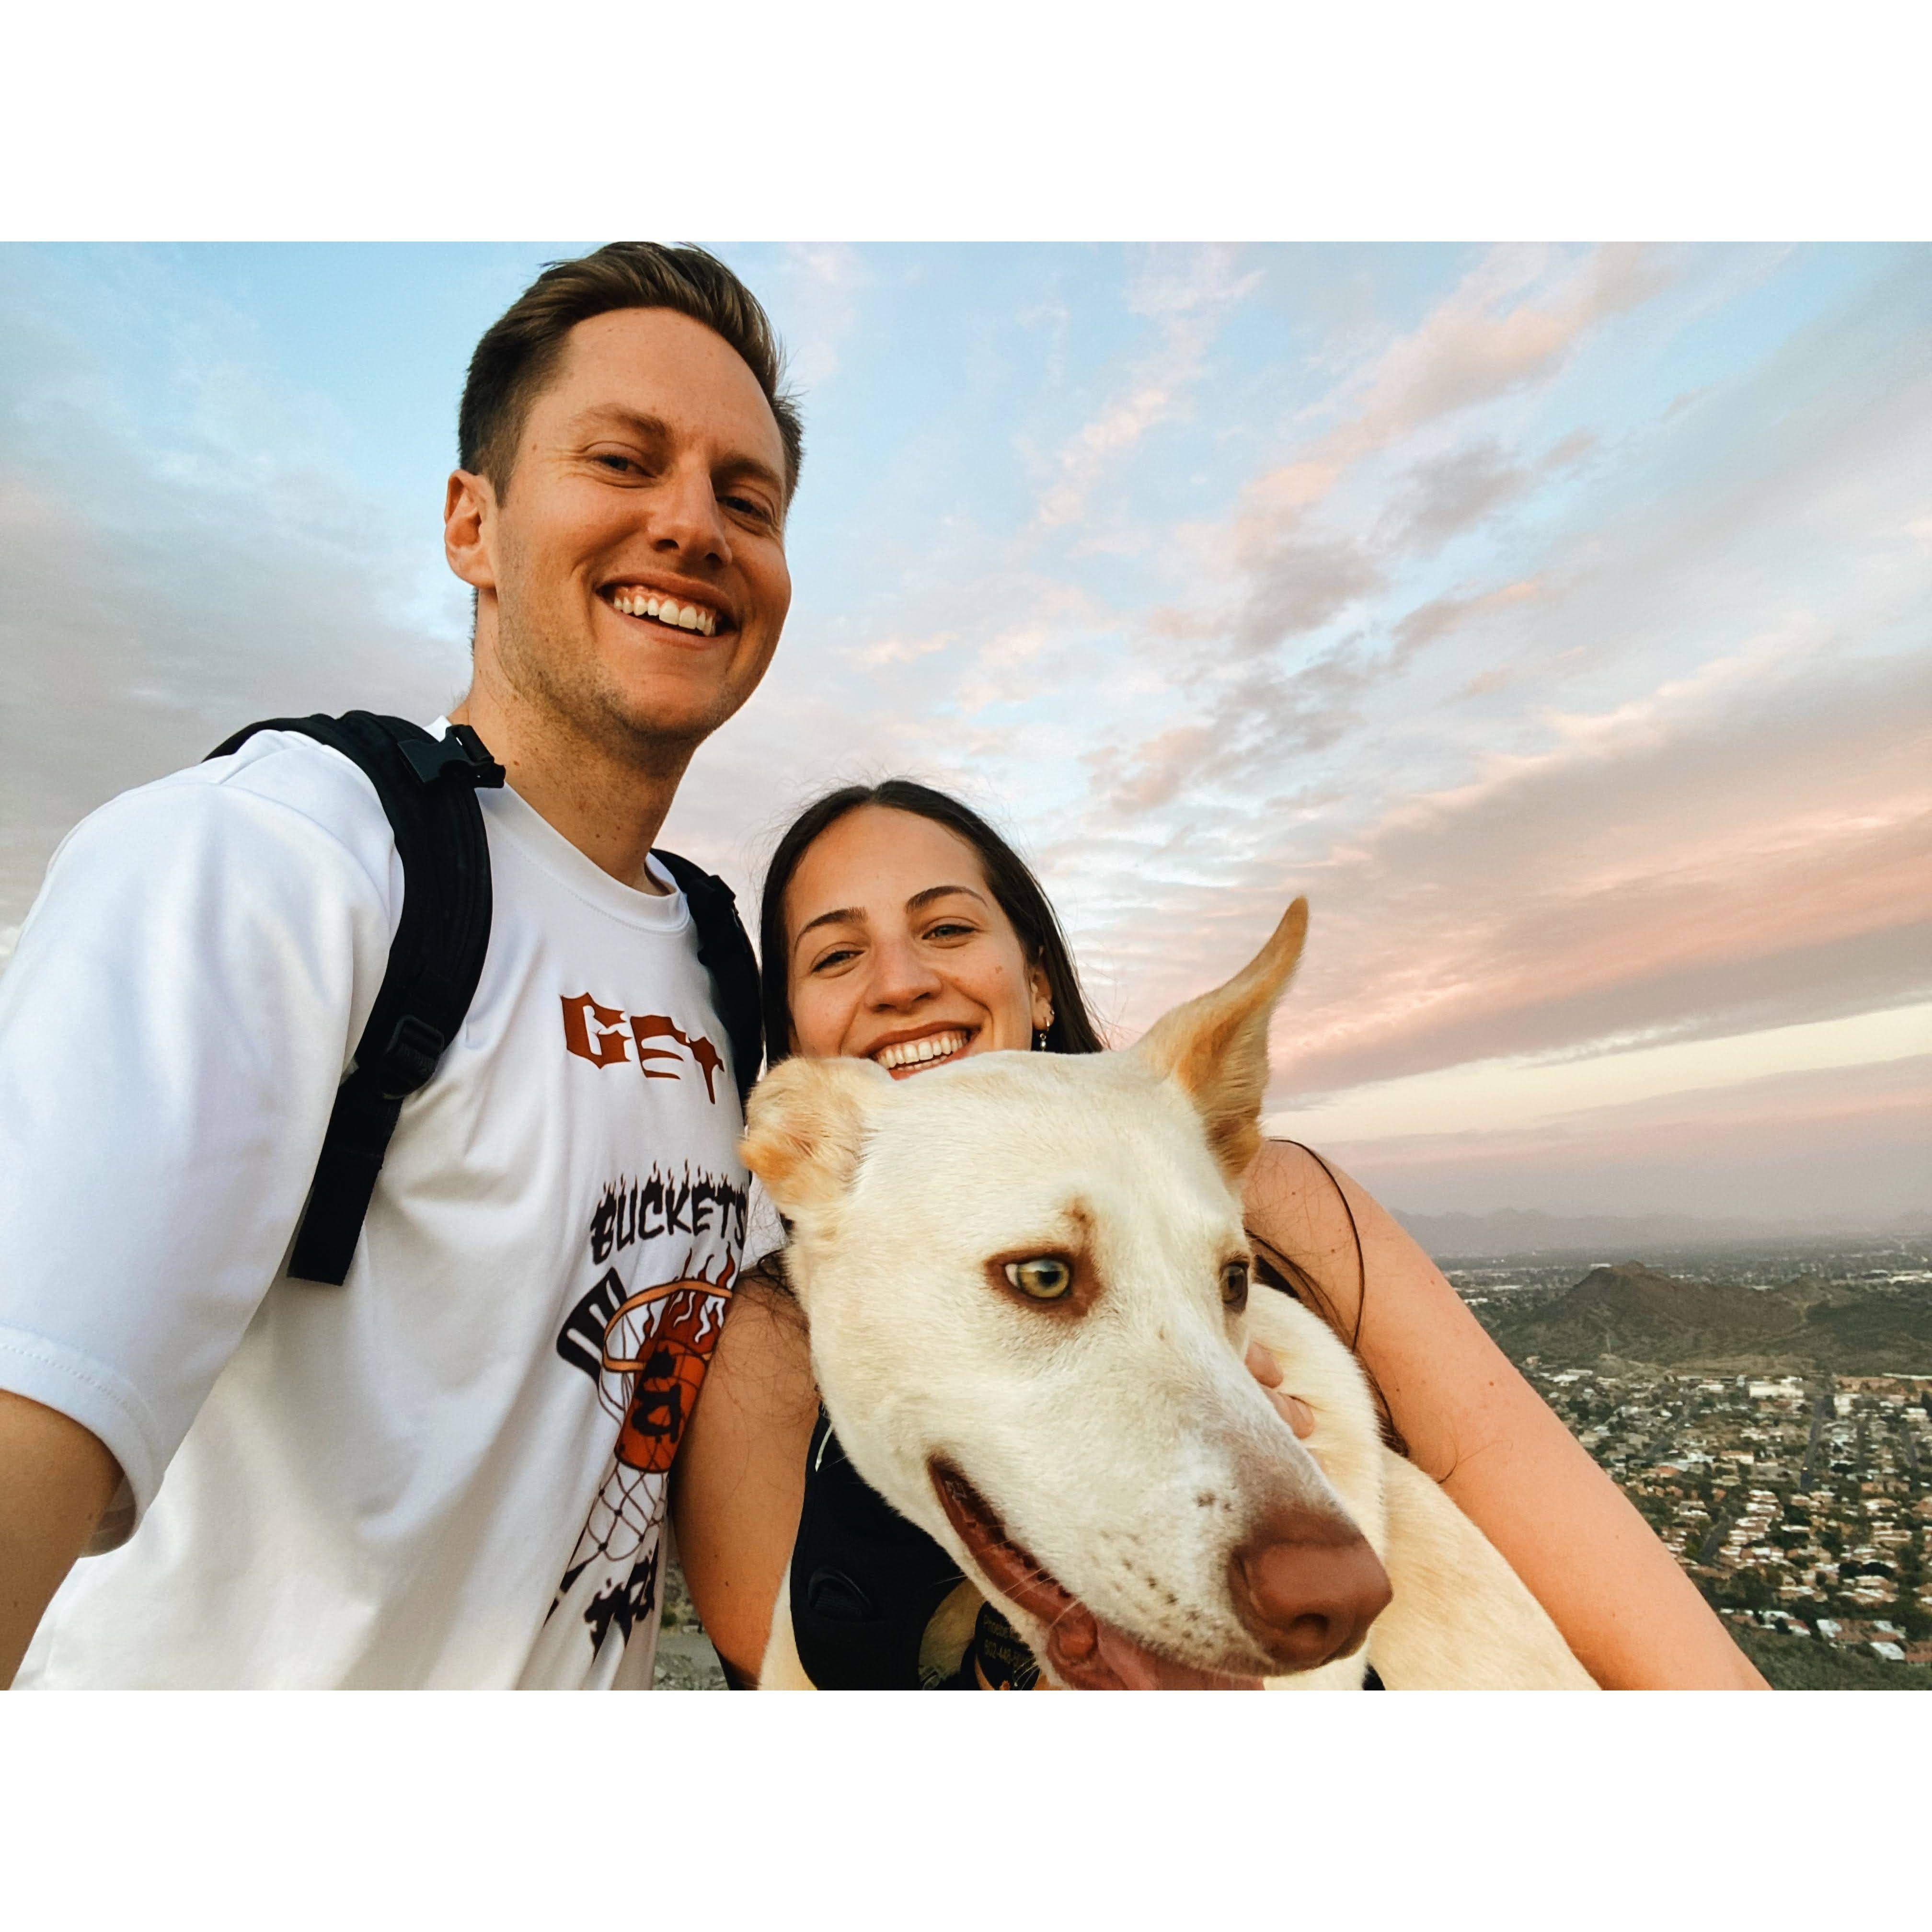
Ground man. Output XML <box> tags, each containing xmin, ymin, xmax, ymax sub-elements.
<box><xmin>0</xmin><ymin>243</ymin><xmax>798</xmax><ymax>1687</ymax></box>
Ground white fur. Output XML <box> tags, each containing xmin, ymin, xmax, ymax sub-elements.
<box><xmin>746</xmin><ymin>905</ymin><xmax>1595</xmax><ymax>1691</ymax></box>
<box><xmin>1244</xmin><ymin>1292</ymin><xmax>1594</xmax><ymax>1690</ymax></box>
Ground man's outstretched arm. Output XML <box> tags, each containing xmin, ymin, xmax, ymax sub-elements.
<box><xmin>0</xmin><ymin>1392</ymin><xmax>121</xmax><ymax>1686</ymax></box>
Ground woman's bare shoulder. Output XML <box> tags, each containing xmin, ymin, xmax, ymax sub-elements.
<box><xmin>706</xmin><ymin>1259</ymin><xmax>817</xmax><ymax>1424</ymax></box>
<box><xmin>1243</xmin><ymin>1140</ymin><xmax>1366</xmax><ymax>1274</ymax></box>
<box><xmin>674</xmin><ymin>1257</ymin><xmax>819</xmax><ymax>1681</ymax></box>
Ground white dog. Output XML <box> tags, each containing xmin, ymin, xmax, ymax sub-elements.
<box><xmin>742</xmin><ymin>901</ymin><xmax>1595</xmax><ymax>1690</ymax></box>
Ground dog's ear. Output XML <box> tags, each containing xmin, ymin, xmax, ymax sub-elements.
<box><xmin>1132</xmin><ymin>898</ymin><xmax>1308</xmax><ymax>1181</ymax></box>
<box><xmin>739</xmin><ymin>1055</ymin><xmax>892</xmax><ymax>1221</ymax></box>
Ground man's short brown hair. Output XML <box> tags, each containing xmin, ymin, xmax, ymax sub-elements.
<box><xmin>458</xmin><ymin>242</ymin><xmax>804</xmax><ymax>501</ymax></box>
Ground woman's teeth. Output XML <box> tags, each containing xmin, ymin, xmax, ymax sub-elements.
<box><xmin>610</xmin><ymin>589</ymin><xmax>718</xmax><ymax>636</ymax></box>
<box><xmin>873</xmin><ymin>1030</ymin><xmax>969</xmax><ymax>1072</ymax></box>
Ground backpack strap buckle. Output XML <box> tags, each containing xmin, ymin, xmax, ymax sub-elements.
<box><xmin>400</xmin><ymin>724</ymin><xmax>506</xmax><ymax>790</ymax></box>
<box><xmin>375</xmin><ymin>1013</ymin><xmax>449</xmax><ymax>1098</ymax></box>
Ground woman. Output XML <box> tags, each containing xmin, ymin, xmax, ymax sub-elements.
<box><xmin>672</xmin><ymin>780</ymin><xmax>1766</xmax><ymax>1689</ymax></box>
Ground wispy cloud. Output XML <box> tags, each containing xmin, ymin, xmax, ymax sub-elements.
<box><xmin>1033</xmin><ymin>245</ymin><xmax>1260</xmax><ymax>530</ymax></box>
<box><xmin>1142</xmin><ymin>247</ymin><xmax>1677</xmax><ymax>663</ymax></box>
<box><xmin>763</xmin><ymin>242</ymin><xmax>866</xmax><ymax>392</ymax></box>
<box><xmin>1320</xmin><ymin>244</ymin><xmax>1674</xmax><ymax>460</ymax></box>
<box><xmin>0</xmin><ymin>261</ymin><xmax>466</xmax><ymax>922</ymax></box>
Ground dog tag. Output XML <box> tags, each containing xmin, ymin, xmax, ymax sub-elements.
<box><xmin>964</xmin><ymin>1602</ymin><xmax>1041</xmax><ymax>1690</ymax></box>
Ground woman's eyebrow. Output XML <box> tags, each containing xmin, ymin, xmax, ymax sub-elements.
<box><xmin>791</xmin><ymin>885</ymin><xmax>985</xmax><ymax>956</ymax></box>
<box><xmin>905</xmin><ymin>885</ymin><xmax>988</xmax><ymax>912</ymax></box>
<box><xmin>793</xmin><ymin>905</ymin><xmax>866</xmax><ymax>949</ymax></box>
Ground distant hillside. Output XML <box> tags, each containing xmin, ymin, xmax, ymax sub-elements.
<box><xmin>1479</xmin><ymin>1261</ymin><xmax>1932</xmax><ymax>1375</ymax></box>
<box><xmin>1729</xmin><ymin>1625</ymin><xmax>1932</xmax><ymax>1691</ymax></box>
<box><xmin>1395</xmin><ymin>1206</ymin><xmax>1932</xmax><ymax>1258</ymax></box>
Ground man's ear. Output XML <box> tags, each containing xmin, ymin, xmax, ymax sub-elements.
<box><xmin>739</xmin><ymin>1055</ymin><xmax>893</xmax><ymax>1223</ymax></box>
<box><xmin>1132</xmin><ymin>899</ymin><xmax>1308</xmax><ymax>1181</ymax></box>
<box><xmin>444</xmin><ymin>468</ymin><xmax>498</xmax><ymax>594</ymax></box>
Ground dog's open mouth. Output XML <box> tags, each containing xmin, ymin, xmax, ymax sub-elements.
<box><xmin>931</xmin><ymin>1462</ymin><xmax>1261</xmax><ymax>1690</ymax></box>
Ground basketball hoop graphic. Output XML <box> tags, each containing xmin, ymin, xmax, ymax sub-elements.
<box><xmin>548</xmin><ymin>1250</ymin><xmax>736</xmax><ymax>1655</ymax></box>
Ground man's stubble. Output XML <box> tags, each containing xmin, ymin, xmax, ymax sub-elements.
<box><xmin>489</xmin><ymin>571</ymin><xmax>720</xmax><ymax>792</ymax></box>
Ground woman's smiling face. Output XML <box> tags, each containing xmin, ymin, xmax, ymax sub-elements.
<box><xmin>784</xmin><ymin>805</ymin><xmax>1053</xmax><ymax>1077</ymax></box>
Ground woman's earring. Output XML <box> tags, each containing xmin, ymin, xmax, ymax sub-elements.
<box><xmin>1034</xmin><ymin>1008</ymin><xmax>1054</xmax><ymax>1052</ymax></box>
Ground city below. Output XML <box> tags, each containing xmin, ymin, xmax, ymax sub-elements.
<box><xmin>1448</xmin><ymin>1235</ymin><xmax>1932</xmax><ymax>1689</ymax></box>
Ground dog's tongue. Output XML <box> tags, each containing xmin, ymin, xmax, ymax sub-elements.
<box><xmin>933</xmin><ymin>1463</ymin><xmax>1262</xmax><ymax>1691</ymax></box>
<box><xmin>1045</xmin><ymin>1599</ymin><xmax>1259</xmax><ymax>1690</ymax></box>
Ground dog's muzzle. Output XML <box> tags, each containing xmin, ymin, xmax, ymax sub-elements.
<box><xmin>932</xmin><ymin>1461</ymin><xmax>1264</xmax><ymax>1689</ymax></box>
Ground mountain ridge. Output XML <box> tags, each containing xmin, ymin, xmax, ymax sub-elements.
<box><xmin>1478</xmin><ymin>1260</ymin><xmax>1932</xmax><ymax>1375</ymax></box>
<box><xmin>1393</xmin><ymin>1205</ymin><xmax>1932</xmax><ymax>1258</ymax></box>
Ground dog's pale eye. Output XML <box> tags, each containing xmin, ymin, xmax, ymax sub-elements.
<box><xmin>1221</xmin><ymin>1262</ymin><xmax>1250</xmax><ymax>1311</ymax></box>
<box><xmin>1004</xmin><ymin>1257</ymin><xmax>1073</xmax><ymax>1301</ymax></box>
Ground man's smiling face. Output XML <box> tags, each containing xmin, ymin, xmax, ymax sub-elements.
<box><xmin>459</xmin><ymin>306</ymin><xmax>793</xmax><ymax>761</ymax></box>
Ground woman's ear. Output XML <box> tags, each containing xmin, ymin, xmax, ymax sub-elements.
<box><xmin>1029</xmin><ymin>962</ymin><xmax>1055</xmax><ymax>1034</ymax></box>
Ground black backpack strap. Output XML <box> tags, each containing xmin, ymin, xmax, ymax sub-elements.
<box><xmin>650</xmin><ymin>848</ymin><xmax>762</xmax><ymax>1109</ymax></box>
<box><xmin>206</xmin><ymin>711</ymin><xmax>503</xmax><ymax>1285</ymax></box>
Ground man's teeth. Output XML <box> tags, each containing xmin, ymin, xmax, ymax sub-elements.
<box><xmin>874</xmin><ymin>1030</ymin><xmax>969</xmax><ymax>1071</ymax></box>
<box><xmin>610</xmin><ymin>590</ymin><xmax>718</xmax><ymax>636</ymax></box>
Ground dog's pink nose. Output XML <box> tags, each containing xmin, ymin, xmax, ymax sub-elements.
<box><xmin>1229</xmin><ymin>1507</ymin><xmax>1392</xmax><ymax>1672</ymax></box>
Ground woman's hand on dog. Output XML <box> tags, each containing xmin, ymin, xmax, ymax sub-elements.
<box><xmin>1244</xmin><ymin>1342</ymin><xmax>1315</xmax><ymax>1438</ymax></box>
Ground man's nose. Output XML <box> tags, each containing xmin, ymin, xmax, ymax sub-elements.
<box><xmin>649</xmin><ymin>463</ymin><xmax>732</xmax><ymax>565</ymax></box>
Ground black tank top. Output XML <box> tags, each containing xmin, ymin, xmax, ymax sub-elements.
<box><xmin>788</xmin><ymin>1411</ymin><xmax>1038</xmax><ymax>1688</ymax></box>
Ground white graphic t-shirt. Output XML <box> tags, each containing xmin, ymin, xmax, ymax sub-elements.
<box><xmin>0</xmin><ymin>726</ymin><xmax>747</xmax><ymax>1689</ymax></box>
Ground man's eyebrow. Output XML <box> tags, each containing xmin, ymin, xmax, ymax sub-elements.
<box><xmin>714</xmin><ymin>447</ymin><xmax>789</xmax><ymax>498</ymax></box>
<box><xmin>573</xmin><ymin>405</ymin><xmax>671</xmax><ymax>443</ymax></box>
<box><xmin>573</xmin><ymin>405</ymin><xmax>786</xmax><ymax>497</ymax></box>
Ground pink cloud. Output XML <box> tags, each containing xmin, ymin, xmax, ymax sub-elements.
<box><xmin>1328</xmin><ymin>246</ymin><xmax>1673</xmax><ymax>463</ymax></box>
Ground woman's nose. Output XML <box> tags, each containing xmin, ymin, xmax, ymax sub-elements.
<box><xmin>866</xmin><ymin>938</ymin><xmax>942</xmax><ymax>1009</ymax></box>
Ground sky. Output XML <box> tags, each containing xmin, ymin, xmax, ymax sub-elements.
<box><xmin>1</xmin><ymin>242</ymin><xmax>1927</xmax><ymax>1225</ymax></box>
